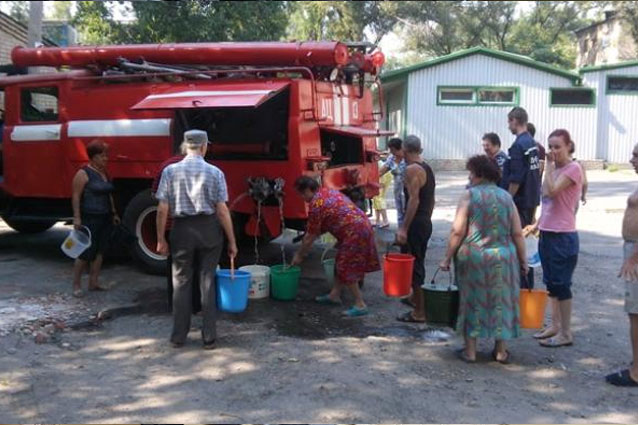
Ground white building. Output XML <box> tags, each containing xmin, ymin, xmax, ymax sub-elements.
<box><xmin>581</xmin><ymin>60</ymin><xmax>638</xmax><ymax>163</ymax></box>
<box><xmin>381</xmin><ymin>47</ymin><xmax>638</xmax><ymax>165</ymax></box>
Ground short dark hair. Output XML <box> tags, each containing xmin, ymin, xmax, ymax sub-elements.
<box><xmin>527</xmin><ymin>122</ymin><xmax>536</xmax><ymax>137</ymax></box>
<box><xmin>294</xmin><ymin>175</ymin><xmax>320</xmax><ymax>193</ymax></box>
<box><xmin>482</xmin><ymin>132</ymin><xmax>501</xmax><ymax>148</ymax></box>
<box><xmin>387</xmin><ymin>137</ymin><xmax>403</xmax><ymax>151</ymax></box>
<box><xmin>508</xmin><ymin>107</ymin><xmax>528</xmax><ymax>125</ymax></box>
<box><xmin>466</xmin><ymin>155</ymin><xmax>501</xmax><ymax>184</ymax></box>
<box><xmin>86</xmin><ymin>139</ymin><xmax>108</xmax><ymax>159</ymax></box>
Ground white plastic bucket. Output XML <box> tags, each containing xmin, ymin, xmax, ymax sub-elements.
<box><xmin>61</xmin><ymin>225</ymin><xmax>92</xmax><ymax>259</ymax></box>
<box><xmin>321</xmin><ymin>248</ymin><xmax>335</xmax><ymax>283</ymax></box>
<box><xmin>525</xmin><ymin>236</ymin><xmax>541</xmax><ymax>268</ymax></box>
<box><xmin>239</xmin><ymin>265</ymin><xmax>270</xmax><ymax>299</ymax></box>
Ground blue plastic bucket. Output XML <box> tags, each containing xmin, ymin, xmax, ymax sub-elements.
<box><xmin>216</xmin><ymin>269</ymin><xmax>251</xmax><ymax>313</ymax></box>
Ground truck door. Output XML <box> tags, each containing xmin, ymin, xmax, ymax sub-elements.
<box><xmin>7</xmin><ymin>84</ymin><xmax>67</xmax><ymax>198</ymax></box>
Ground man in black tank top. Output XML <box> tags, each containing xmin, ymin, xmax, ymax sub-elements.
<box><xmin>396</xmin><ymin>135</ymin><xmax>435</xmax><ymax>323</ymax></box>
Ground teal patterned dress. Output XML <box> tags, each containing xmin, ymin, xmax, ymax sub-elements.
<box><xmin>455</xmin><ymin>183</ymin><xmax>521</xmax><ymax>340</ymax></box>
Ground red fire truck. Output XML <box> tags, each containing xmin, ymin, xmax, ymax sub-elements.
<box><xmin>0</xmin><ymin>41</ymin><xmax>390</xmax><ymax>273</ymax></box>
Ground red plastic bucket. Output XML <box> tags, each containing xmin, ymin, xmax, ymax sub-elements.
<box><xmin>383</xmin><ymin>253</ymin><xmax>415</xmax><ymax>297</ymax></box>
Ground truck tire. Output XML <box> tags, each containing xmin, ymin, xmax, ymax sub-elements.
<box><xmin>123</xmin><ymin>190</ymin><xmax>166</xmax><ymax>275</ymax></box>
<box><xmin>1</xmin><ymin>217</ymin><xmax>56</xmax><ymax>234</ymax></box>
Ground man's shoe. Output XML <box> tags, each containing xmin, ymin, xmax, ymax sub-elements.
<box><xmin>203</xmin><ymin>340</ymin><xmax>216</xmax><ymax>350</ymax></box>
<box><xmin>170</xmin><ymin>341</ymin><xmax>184</xmax><ymax>348</ymax></box>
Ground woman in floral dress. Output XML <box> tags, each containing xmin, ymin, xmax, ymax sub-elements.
<box><xmin>291</xmin><ymin>176</ymin><xmax>380</xmax><ymax>317</ymax></box>
<box><xmin>440</xmin><ymin>156</ymin><xmax>527</xmax><ymax>364</ymax></box>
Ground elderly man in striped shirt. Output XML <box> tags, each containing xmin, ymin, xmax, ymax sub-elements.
<box><xmin>156</xmin><ymin>129</ymin><xmax>238</xmax><ymax>350</ymax></box>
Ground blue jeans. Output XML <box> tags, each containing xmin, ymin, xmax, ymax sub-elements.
<box><xmin>539</xmin><ymin>231</ymin><xmax>579</xmax><ymax>301</ymax></box>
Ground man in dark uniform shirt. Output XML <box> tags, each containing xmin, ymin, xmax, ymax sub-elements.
<box><xmin>502</xmin><ymin>107</ymin><xmax>540</xmax><ymax>288</ymax></box>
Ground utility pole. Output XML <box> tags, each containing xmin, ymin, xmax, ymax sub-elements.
<box><xmin>27</xmin><ymin>1</ymin><xmax>43</xmax><ymax>74</ymax></box>
<box><xmin>27</xmin><ymin>1</ymin><xmax>43</xmax><ymax>48</ymax></box>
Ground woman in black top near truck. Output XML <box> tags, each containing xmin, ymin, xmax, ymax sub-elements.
<box><xmin>70</xmin><ymin>140</ymin><xmax>120</xmax><ymax>297</ymax></box>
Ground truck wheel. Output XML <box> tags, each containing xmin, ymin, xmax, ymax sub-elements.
<box><xmin>1</xmin><ymin>217</ymin><xmax>56</xmax><ymax>234</ymax></box>
<box><xmin>123</xmin><ymin>190</ymin><xmax>166</xmax><ymax>275</ymax></box>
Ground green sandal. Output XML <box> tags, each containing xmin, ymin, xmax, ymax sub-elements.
<box><xmin>343</xmin><ymin>306</ymin><xmax>369</xmax><ymax>317</ymax></box>
<box><xmin>315</xmin><ymin>294</ymin><xmax>341</xmax><ymax>305</ymax></box>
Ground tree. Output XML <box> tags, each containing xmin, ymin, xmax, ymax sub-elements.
<box><xmin>124</xmin><ymin>1</ymin><xmax>288</xmax><ymax>43</ymax></box>
<box><xmin>613</xmin><ymin>1</ymin><xmax>638</xmax><ymax>47</ymax></box>
<box><xmin>72</xmin><ymin>1</ymin><xmax>123</xmax><ymax>44</ymax></box>
<box><xmin>507</xmin><ymin>1</ymin><xmax>592</xmax><ymax>68</ymax></box>
<box><xmin>287</xmin><ymin>2</ymin><xmax>397</xmax><ymax>44</ymax></box>
<box><xmin>391</xmin><ymin>1</ymin><xmax>597</xmax><ymax>69</ymax></box>
<box><xmin>471</xmin><ymin>1</ymin><xmax>517</xmax><ymax>50</ymax></box>
<box><xmin>6</xmin><ymin>1</ymin><xmax>29</xmax><ymax>24</ymax></box>
<box><xmin>392</xmin><ymin>1</ymin><xmax>470</xmax><ymax>56</ymax></box>
<box><xmin>49</xmin><ymin>1</ymin><xmax>73</xmax><ymax>21</ymax></box>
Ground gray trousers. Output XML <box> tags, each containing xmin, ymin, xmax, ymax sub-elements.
<box><xmin>170</xmin><ymin>214</ymin><xmax>223</xmax><ymax>344</ymax></box>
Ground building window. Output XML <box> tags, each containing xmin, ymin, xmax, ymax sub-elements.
<box><xmin>437</xmin><ymin>86</ymin><xmax>518</xmax><ymax>106</ymax></box>
<box><xmin>477</xmin><ymin>88</ymin><xmax>517</xmax><ymax>104</ymax></box>
<box><xmin>550</xmin><ymin>88</ymin><xmax>596</xmax><ymax>107</ymax></box>
<box><xmin>438</xmin><ymin>87</ymin><xmax>475</xmax><ymax>104</ymax></box>
<box><xmin>21</xmin><ymin>87</ymin><xmax>59</xmax><ymax>122</ymax></box>
<box><xmin>607</xmin><ymin>76</ymin><xmax>638</xmax><ymax>93</ymax></box>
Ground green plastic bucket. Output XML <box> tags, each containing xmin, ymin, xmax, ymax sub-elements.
<box><xmin>270</xmin><ymin>264</ymin><xmax>301</xmax><ymax>301</ymax></box>
<box><xmin>422</xmin><ymin>268</ymin><xmax>459</xmax><ymax>328</ymax></box>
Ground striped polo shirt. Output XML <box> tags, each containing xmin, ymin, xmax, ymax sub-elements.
<box><xmin>155</xmin><ymin>154</ymin><xmax>228</xmax><ymax>217</ymax></box>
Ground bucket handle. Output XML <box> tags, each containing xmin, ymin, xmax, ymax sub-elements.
<box><xmin>321</xmin><ymin>247</ymin><xmax>336</xmax><ymax>263</ymax></box>
<box><xmin>430</xmin><ymin>267</ymin><xmax>454</xmax><ymax>291</ymax></box>
<box><xmin>385</xmin><ymin>242</ymin><xmax>401</xmax><ymax>256</ymax></box>
<box><xmin>230</xmin><ymin>257</ymin><xmax>235</xmax><ymax>281</ymax></box>
<box><xmin>75</xmin><ymin>225</ymin><xmax>91</xmax><ymax>242</ymax></box>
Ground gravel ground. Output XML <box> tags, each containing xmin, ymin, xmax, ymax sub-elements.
<box><xmin>0</xmin><ymin>170</ymin><xmax>637</xmax><ymax>423</ymax></box>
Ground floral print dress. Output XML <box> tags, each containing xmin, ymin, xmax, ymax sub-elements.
<box><xmin>455</xmin><ymin>183</ymin><xmax>521</xmax><ymax>340</ymax></box>
<box><xmin>307</xmin><ymin>189</ymin><xmax>380</xmax><ymax>285</ymax></box>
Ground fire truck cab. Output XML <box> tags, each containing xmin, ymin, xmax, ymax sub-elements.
<box><xmin>0</xmin><ymin>41</ymin><xmax>390</xmax><ymax>273</ymax></box>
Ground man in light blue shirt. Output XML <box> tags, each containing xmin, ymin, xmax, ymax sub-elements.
<box><xmin>156</xmin><ymin>129</ymin><xmax>238</xmax><ymax>349</ymax></box>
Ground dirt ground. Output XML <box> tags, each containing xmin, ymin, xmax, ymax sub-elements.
<box><xmin>1</xmin><ymin>170</ymin><xmax>637</xmax><ymax>423</ymax></box>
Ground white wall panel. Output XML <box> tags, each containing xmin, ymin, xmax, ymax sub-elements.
<box><xmin>584</xmin><ymin>65</ymin><xmax>638</xmax><ymax>163</ymax></box>
<box><xmin>405</xmin><ymin>54</ymin><xmax>598</xmax><ymax>160</ymax></box>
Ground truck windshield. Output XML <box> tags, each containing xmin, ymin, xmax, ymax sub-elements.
<box><xmin>180</xmin><ymin>88</ymin><xmax>289</xmax><ymax>161</ymax></box>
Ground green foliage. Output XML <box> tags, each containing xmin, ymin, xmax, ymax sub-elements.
<box><xmin>49</xmin><ymin>1</ymin><xmax>73</xmax><ymax>21</ymax></box>
<box><xmin>617</xmin><ymin>1</ymin><xmax>638</xmax><ymax>46</ymax></box>
<box><xmin>287</xmin><ymin>1</ymin><xmax>396</xmax><ymax>43</ymax></box>
<box><xmin>392</xmin><ymin>1</ymin><xmax>600</xmax><ymax>69</ymax></box>
<box><xmin>506</xmin><ymin>1</ymin><xmax>591</xmax><ymax>69</ymax></box>
<box><xmin>124</xmin><ymin>1</ymin><xmax>288</xmax><ymax>43</ymax></box>
<box><xmin>64</xmin><ymin>0</ymin><xmax>633</xmax><ymax>71</ymax></box>
<box><xmin>6</xmin><ymin>1</ymin><xmax>28</xmax><ymax>24</ymax></box>
<box><xmin>71</xmin><ymin>1</ymin><xmax>123</xmax><ymax>45</ymax></box>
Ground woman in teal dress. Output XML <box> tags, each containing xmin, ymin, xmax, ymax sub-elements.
<box><xmin>440</xmin><ymin>155</ymin><xmax>527</xmax><ymax>364</ymax></box>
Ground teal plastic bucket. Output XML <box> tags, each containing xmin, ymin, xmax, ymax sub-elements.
<box><xmin>216</xmin><ymin>269</ymin><xmax>251</xmax><ymax>313</ymax></box>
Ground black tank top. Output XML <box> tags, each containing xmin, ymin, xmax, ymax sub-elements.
<box><xmin>81</xmin><ymin>166</ymin><xmax>114</xmax><ymax>215</ymax></box>
<box><xmin>404</xmin><ymin>161</ymin><xmax>435</xmax><ymax>221</ymax></box>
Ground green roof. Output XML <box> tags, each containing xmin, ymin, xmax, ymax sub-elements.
<box><xmin>381</xmin><ymin>47</ymin><xmax>582</xmax><ymax>84</ymax></box>
<box><xmin>580</xmin><ymin>60</ymin><xmax>638</xmax><ymax>73</ymax></box>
